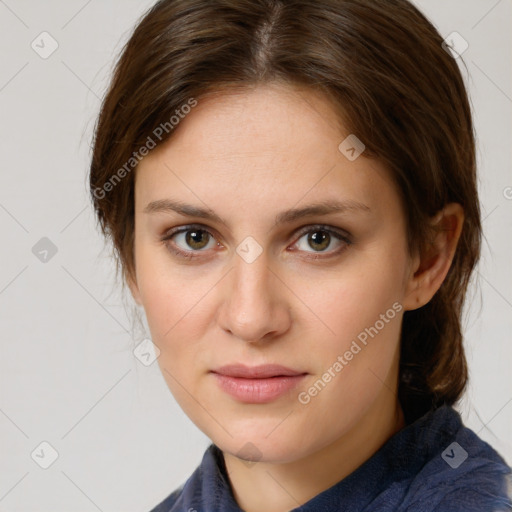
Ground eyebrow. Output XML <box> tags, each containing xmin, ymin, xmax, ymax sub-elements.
<box><xmin>143</xmin><ymin>198</ymin><xmax>371</xmax><ymax>226</ymax></box>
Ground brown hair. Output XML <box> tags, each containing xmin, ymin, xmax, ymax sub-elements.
<box><xmin>89</xmin><ymin>0</ymin><xmax>481</xmax><ymax>423</ymax></box>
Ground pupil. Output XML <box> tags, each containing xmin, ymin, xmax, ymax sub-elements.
<box><xmin>308</xmin><ymin>231</ymin><xmax>330</xmax><ymax>251</ymax></box>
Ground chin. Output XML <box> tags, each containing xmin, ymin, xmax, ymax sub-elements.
<box><xmin>221</xmin><ymin>438</ymin><xmax>305</xmax><ymax>465</ymax></box>
<box><xmin>208</xmin><ymin>418</ymin><xmax>312</xmax><ymax>464</ymax></box>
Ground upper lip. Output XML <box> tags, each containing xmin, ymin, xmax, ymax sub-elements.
<box><xmin>211</xmin><ymin>364</ymin><xmax>306</xmax><ymax>378</ymax></box>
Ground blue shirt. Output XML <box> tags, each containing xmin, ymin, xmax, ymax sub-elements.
<box><xmin>150</xmin><ymin>405</ymin><xmax>512</xmax><ymax>511</ymax></box>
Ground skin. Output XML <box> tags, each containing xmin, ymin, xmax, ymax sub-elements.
<box><xmin>129</xmin><ymin>83</ymin><xmax>464</xmax><ymax>512</ymax></box>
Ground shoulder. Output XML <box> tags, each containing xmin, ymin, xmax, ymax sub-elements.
<box><xmin>433</xmin><ymin>473</ymin><xmax>512</xmax><ymax>511</ymax></box>
<box><xmin>399</xmin><ymin>407</ymin><xmax>512</xmax><ymax>511</ymax></box>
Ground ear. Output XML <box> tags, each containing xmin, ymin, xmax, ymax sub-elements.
<box><xmin>403</xmin><ymin>203</ymin><xmax>464</xmax><ymax>311</ymax></box>
<box><xmin>126</xmin><ymin>270</ymin><xmax>142</xmax><ymax>306</ymax></box>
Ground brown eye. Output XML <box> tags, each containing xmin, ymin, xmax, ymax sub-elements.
<box><xmin>162</xmin><ymin>225</ymin><xmax>218</xmax><ymax>256</ymax></box>
<box><xmin>296</xmin><ymin>229</ymin><xmax>343</xmax><ymax>253</ymax></box>
<box><xmin>292</xmin><ymin>225</ymin><xmax>352</xmax><ymax>258</ymax></box>
<box><xmin>184</xmin><ymin>229</ymin><xmax>211</xmax><ymax>250</ymax></box>
<box><xmin>307</xmin><ymin>230</ymin><xmax>331</xmax><ymax>251</ymax></box>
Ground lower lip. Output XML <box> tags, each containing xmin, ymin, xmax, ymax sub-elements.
<box><xmin>212</xmin><ymin>373</ymin><xmax>307</xmax><ymax>403</ymax></box>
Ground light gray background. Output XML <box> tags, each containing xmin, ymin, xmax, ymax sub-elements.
<box><xmin>0</xmin><ymin>1</ymin><xmax>510</xmax><ymax>510</ymax></box>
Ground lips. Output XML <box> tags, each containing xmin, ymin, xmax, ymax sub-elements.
<box><xmin>210</xmin><ymin>364</ymin><xmax>307</xmax><ymax>403</ymax></box>
<box><xmin>212</xmin><ymin>364</ymin><xmax>305</xmax><ymax>378</ymax></box>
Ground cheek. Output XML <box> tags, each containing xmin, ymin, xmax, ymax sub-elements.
<box><xmin>135</xmin><ymin>238</ymin><xmax>198</xmax><ymax>328</ymax></box>
<box><xmin>304</xmin><ymin>247</ymin><xmax>407</xmax><ymax>345</ymax></box>
<box><xmin>137</xmin><ymin>264</ymin><xmax>211</xmax><ymax>410</ymax></box>
<box><xmin>304</xmin><ymin>279</ymin><xmax>403</xmax><ymax>393</ymax></box>
<box><xmin>140</xmin><ymin>276</ymin><xmax>208</xmax><ymax>353</ymax></box>
<box><xmin>292</xmin><ymin>264</ymin><xmax>404</xmax><ymax>449</ymax></box>
<box><xmin>134</xmin><ymin>245</ymin><xmax>200</xmax><ymax>360</ymax></box>
<box><xmin>295</xmin><ymin>244</ymin><xmax>406</xmax><ymax>401</ymax></box>
<box><xmin>134</xmin><ymin>242</ymin><xmax>225</xmax><ymax>403</ymax></box>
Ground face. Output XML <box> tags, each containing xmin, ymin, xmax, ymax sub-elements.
<box><xmin>131</xmin><ymin>83</ymin><xmax>417</xmax><ymax>464</ymax></box>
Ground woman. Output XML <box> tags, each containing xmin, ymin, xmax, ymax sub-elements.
<box><xmin>89</xmin><ymin>0</ymin><xmax>511</xmax><ymax>510</ymax></box>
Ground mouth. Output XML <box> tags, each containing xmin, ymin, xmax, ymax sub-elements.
<box><xmin>210</xmin><ymin>364</ymin><xmax>308</xmax><ymax>403</ymax></box>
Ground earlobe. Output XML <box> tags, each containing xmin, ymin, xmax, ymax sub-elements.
<box><xmin>403</xmin><ymin>203</ymin><xmax>464</xmax><ymax>311</ymax></box>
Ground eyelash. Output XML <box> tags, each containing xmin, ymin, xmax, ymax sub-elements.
<box><xmin>160</xmin><ymin>223</ymin><xmax>353</xmax><ymax>261</ymax></box>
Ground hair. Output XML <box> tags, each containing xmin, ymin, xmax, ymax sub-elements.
<box><xmin>89</xmin><ymin>0</ymin><xmax>481</xmax><ymax>424</ymax></box>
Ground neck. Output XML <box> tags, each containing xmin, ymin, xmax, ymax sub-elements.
<box><xmin>223</xmin><ymin>394</ymin><xmax>405</xmax><ymax>512</ymax></box>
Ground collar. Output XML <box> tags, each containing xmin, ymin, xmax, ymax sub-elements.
<box><xmin>174</xmin><ymin>405</ymin><xmax>464</xmax><ymax>511</ymax></box>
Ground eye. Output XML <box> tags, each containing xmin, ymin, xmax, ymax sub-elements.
<box><xmin>162</xmin><ymin>224</ymin><xmax>220</xmax><ymax>259</ymax></box>
<box><xmin>175</xmin><ymin>228</ymin><xmax>215</xmax><ymax>251</ymax></box>
<box><xmin>291</xmin><ymin>225</ymin><xmax>352</xmax><ymax>257</ymax></box>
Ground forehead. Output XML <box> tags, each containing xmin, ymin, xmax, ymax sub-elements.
<box><xmin>134</xmin><ymin>83</ymin><xmax>397</xmax><ymax>220</ymax></box>
<box><xmin>141</xmin><ymin>84</ymin><xmax>343</xmax><ymax>169</ymax></box>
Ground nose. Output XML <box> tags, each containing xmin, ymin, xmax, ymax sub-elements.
<box><xmin>217</xmin><ymin>251</ymin><xmax>292</xmax><ymax>343</ymax></box>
